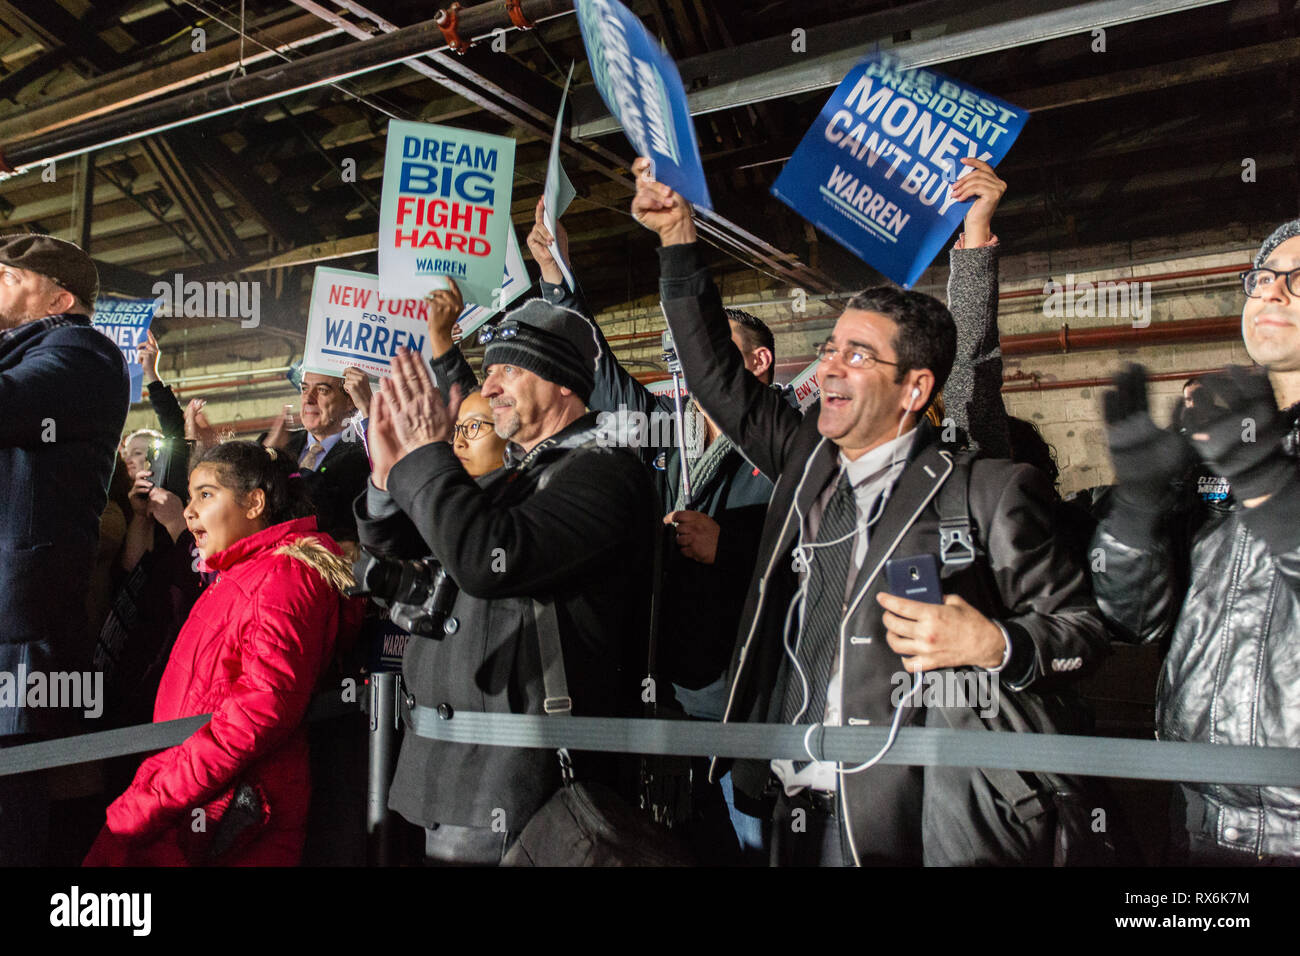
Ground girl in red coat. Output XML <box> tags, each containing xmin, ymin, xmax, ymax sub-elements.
<box><xmin>85</xmin><ymin>441</ymin><xmax>363</xmax><ymax>866</ymax></box>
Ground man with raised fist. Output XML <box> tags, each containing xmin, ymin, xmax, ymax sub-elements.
<box><xmin>1093</xmin><ymin>220</ymin><xmax>1300</xmax><ymax>865</ymax></box>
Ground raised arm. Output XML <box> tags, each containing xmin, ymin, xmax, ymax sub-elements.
<box><xmin>1090</xmin><ymin>365</ymin><xmax>1196</xmax><ymax>643</ymax></box>
<box><xmin>424</xmin><ymin>278</ymin><xmax>480</xmax><ymax>399</ymax></box>
<box><xmin>526</xmin><ymin>196</ymin><xmax>671</xmax><ymax>453</ymax></box>
<box><xmin>944</xmin><ymin>158</ymin><xmax>1010</xmax><ymax>458</ymax></box>
<box><xmin>1184</xmin><ymin>365</ymin><xmax>1300</xmax><ymax>599</ymax></box>
<box><xmin>632</xmin><ymin>157</ymin><xmax>802</xmax><ymax>481</ymax></box>
<box><xmin>140</xmin><ymin>330</ymin><xmax>186</xmax><ymax>440</ymax></box>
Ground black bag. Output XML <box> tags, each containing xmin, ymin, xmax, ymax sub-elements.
<box><xmin>500</xmin><ymin>598</ymin><xmax>692</xmax><ymax>867</ymax></box>
<box><xmin>503</xmin><ymin>778</ymin><xmax>693</xmax><ymax>866</ymax></box>
<box><xmin>927</xmin><ymin>448</ymin><xmax>1131</xmax><ymax>866</ymax></box>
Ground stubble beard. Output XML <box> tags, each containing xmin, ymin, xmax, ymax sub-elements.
<box><xmin>494</xmin><ymin>408</ymin><xmax>521</xmax><ymax>441</ymax></box>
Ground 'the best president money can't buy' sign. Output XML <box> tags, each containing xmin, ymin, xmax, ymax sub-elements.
<box><xmin>379</xmin><ymin>120</ymin><xmax>516</xmax><ymax>307</ymax></box>
<box><xmin>772</xmin><ymin>52</ymin><xmax>1027</xmax><ymax>288</ymax></box>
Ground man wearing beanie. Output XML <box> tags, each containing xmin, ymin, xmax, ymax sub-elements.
<box><xmin>1094</xmin><ymin>220</ymin><xmax>1300</xmax><ymax>864</ymax></box>
<box><xmin>0</xmin><ymin>235</ymin><xmax>130</xmax><ymax>865</ymax></box>
<box><xmin>355</xmin><ymin>297</ymin><xmax>658</xmax><ymax>865</ymax></box>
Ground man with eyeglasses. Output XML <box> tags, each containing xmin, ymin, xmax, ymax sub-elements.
<box><xmin>631</xmin><ymin>158</ymin><xmax>1108</xmax><ymax>866</ymax></box>
<box><xmin>1093</xmin><ymin>221</ymin><xmax>1300</xmax><ymax>865</ymax></box>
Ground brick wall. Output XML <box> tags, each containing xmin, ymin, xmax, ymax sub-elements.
<box><xmin>125</xmin><ymin>220</ymin><xmax>1275</xmax><ymax>500</ymax></box>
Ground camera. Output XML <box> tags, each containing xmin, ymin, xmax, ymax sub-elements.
<box><xmin>346</xmin><ymin>549</ymin><xmax>459</xmax><ymax>637</ymax></box>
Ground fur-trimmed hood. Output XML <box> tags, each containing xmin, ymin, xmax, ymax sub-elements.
<box><xmin>274</xmin><ymin>536</ymin><xmax>355</xmax><ymax>594</ymax></box>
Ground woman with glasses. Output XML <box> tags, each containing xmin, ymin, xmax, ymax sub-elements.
<box><xmin>452</xmin><ymin>389</ymin><xmax>509</xmax><ymax>478</ymax></box>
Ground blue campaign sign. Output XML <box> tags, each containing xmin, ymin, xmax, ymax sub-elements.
<box><xmin>92</xmin><ymin>297</ymin><xmax>157</xmax><ymax>402</ymax></box>
<box><xmin>575</xmin><ymin>0</ymin><xmax>712</xmax><ymax>210</ymax></box>
<box><xmin>771</xmin><ymin>52</ymin><xmax>1028</xmax><ymax>288</ymax></box>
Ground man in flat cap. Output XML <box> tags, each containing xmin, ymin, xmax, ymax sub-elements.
<box><xmin>354</xmin><ymin>297</ymin><xmax>658</xmax><ymax>864</ymax></box>
<box><xmin>0</xmin><ymin>235</ymin><xmax>130</xmax><ymax>864</ymax></box>
<box><xmin>1094</xmin><ymin>220</ymin><xmax>1300</xmax><ymax>864</ymax></box>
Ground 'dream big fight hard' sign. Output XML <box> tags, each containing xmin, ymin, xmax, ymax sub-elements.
<box><xmin>379</xmin><ymin>120</ymin><xmax>516</xmax><ymax>307</ymax></box>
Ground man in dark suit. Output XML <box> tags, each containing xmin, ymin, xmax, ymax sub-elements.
<box><xmin>0</xmin><ymin>234</ymin><xmax>130</xmax><ymax>865</ymax></box>
<box><xmin>631</xmin><ymin>157</ymin><xmax>1108</xmax><ymax>866</ymax></box>
<box><xmin>263</xmin><ymin>371</ymin><xmax>370</xmax><ymax>547</ymax></box>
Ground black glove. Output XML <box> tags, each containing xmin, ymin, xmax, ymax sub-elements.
<box><xmin>1182</xmin><ymin>365</ymin><xmax>1294</xmax><ymax>504</ymax></box>
<box><xmin>1102</xmin><ymin>364</ymin><xmax>1196</xmax><ymax>511</ymax></box>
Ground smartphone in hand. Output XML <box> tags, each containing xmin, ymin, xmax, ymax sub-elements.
<box><xmin>885</xmin><ymin>554</ymin><xmax>943</xmax><ymax>605</ymax></box>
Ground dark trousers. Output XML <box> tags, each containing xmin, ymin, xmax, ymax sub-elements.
<box><xmin>0</xmin><ymin>737</ymin><xmax>49</xmax><ymax>866</ymax></box>
<box><xmin>770</xmin><ymin>788</ymin><xmax>848</xmax><ymax>867</ymax></box>
<box><xmin>423</xmin><ymin>823</ymin><xmax>517</xmax><ymax>866</ymax></box>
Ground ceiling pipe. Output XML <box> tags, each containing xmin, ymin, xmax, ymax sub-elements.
<box><xmin>1000</xmin><ymin>315</ymin><xmax>1239</xmax><ymax>355</ymax></box>
<box><xmin>168</xmin><ymin>370</ymin><xmax>293</xmax><ymax>395</ymax></box>
<box><xmin>998</xmin><ymin>262</ymin><xmax>1250</xmax><ymax>301</ymax></box>
<box><xmin>0</xmin><ymin>0</ymin><xmax>576</xmax><ymax>175</ymax></box>
<box><xmin>1001</xmin><ymin>366</ymin><xmax>1226</xmax><ymax>394</ymax></box>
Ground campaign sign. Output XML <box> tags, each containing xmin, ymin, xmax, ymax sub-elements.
<box><xmin>771</xmin><ymin>52</ymin><xmax>1027</xmax><ymax>287</ymax></box>
<box><xmin>646</xmin><ymin>378</ymin><xmax>688</xmax><ymax>400</ymax></box>
<box><xmin>575</xmin><ymin>0</ymin><xmax>712</xmax><ymax>210</ymax></box>
<box><xmin>787</xmin><ymin>359</ymin><xmax>821</xmax><ymax>411</ymax></box>
<box><xmin>363</xmin><ymin>615</ymin><xmax>412</xmax><ymax>673</ymax></box>
<box><xmin>304</xmin><ymin>267</ymin><xmax>435</xmax><ymax>379</ymax></box>
<box><xmin>379</xmin><ymin>120</ymin><xmax>516</xmax><ymax>307</ymax></box>
<box><xmin>92</xmin><ymin>297</ymin><xmax>156</xmax><ymax>402</ymax></box>
<box><xmin>544</xmin><ymin>62</ymin><xmax>579</xmax><ymax>291</ymax></box>
<box><xmin>454</xmin><ymin>226</ymin><xmax>530</xmax><ymax>339</ymax></box>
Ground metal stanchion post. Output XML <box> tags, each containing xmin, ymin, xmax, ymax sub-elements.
<box><xmin>662</xmin><ymin>326</ymin><xmax>692</xmax><ymax>501</ymax></box>
<box><xmin>366</xmin><ymin>671</ymin><xmax>401</xmax><ymax>866</ymax></box>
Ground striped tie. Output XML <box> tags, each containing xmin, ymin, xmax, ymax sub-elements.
<box><xmin>782</xmin><ymin>470</ymin><xmax>857</xmax><ymax>729</ymax></box>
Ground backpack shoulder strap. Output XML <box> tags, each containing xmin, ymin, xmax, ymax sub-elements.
<box><xmin>933</xmin><ymin>447</ymin><xmax>1054</xmax><ymax>824</ymax></box>
<box><xmin>935</xmin><ymin>446</ymin><xmax>979</xmax><ymax>569</ymax></box>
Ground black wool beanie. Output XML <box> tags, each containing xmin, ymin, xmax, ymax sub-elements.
<box><xmin>482</xmin><ymin>298</ymin><xmax>601</xmax><ymax>402</ymax></box>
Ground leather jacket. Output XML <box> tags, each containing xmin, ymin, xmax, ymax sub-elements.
<box><xmin>1091</xmin><ymin>408</ymin><xmax>1300</xmax><ymax>860</ymax></box>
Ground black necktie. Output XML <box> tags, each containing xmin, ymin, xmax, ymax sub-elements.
<box><xmin>782</xmin><ymin>470</ymin><xmax>858</xmax><ymax>729</ymax></box>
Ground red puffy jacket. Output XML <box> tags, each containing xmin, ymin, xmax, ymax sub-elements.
<box><xmin>85</xmin><ymin>517</ymin><xmax>363</xmax><ymax>866</ymax></box>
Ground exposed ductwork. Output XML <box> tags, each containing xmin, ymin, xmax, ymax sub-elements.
<box><xmin>0</xmin><ymin>0</ymin><xmax>576</xmax><ymax>175</ymax></box>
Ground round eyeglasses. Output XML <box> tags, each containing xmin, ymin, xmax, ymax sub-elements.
<box><xmin>1241</xmin><ymin>267</ymin><xmax>1300</xmax><ymax>298</ymax></box>
<box><xmin>453</xmin><ymin>419</ymin><xmax>493</xmax><ymax>441</ymax></box>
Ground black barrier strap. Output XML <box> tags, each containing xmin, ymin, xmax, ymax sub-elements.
<box><xmin>405</xmin><ymin>709</ymin><xmax>1300</xmax><ymax>788</ymax></box>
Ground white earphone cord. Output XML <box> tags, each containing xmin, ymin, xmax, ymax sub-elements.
<box><xmin>780</xmin><ymin>399</ymin><xmax>922</xmax><ymax>773</ymax></box>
